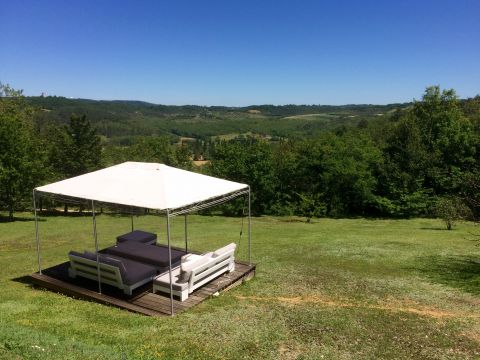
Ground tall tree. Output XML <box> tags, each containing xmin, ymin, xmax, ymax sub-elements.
<box><xmin>208</xmin><ymin>138</ymin><xmax>277</xmax><ymax>215</ymax></box>
<box><xmin>0</xmin><ymin>84</ymin><xmax>45</xmax><ymax>220</ymax></box>
<box><xmin>413</xmin><ymin>86</ymin><xmax>475</xmax><ymax>195</ymax></box>
<box><xmin>291</xmin><ymin>133</ymin><xmax>383</xmax><ymax>217</ymax></box>
<box><xmin>50</xmin><ymin>114</ymin><xmax>102</xmax><ymax>179</ymax></box>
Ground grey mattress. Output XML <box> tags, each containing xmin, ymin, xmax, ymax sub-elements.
<box><xmin>106</xmin><ymin>242</ymin><xmax>186</xmax><ymax>268</ymax></box>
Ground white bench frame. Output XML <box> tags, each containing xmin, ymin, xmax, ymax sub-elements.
<box><xmin>153</xmin><ymin>249</ymin><xmax>235</xmax><ymax>301</ymax></box>
<box><xmin>68</xmin><ymin>253</ymin><xmax>154</xmax><ymax>295</ymax></box>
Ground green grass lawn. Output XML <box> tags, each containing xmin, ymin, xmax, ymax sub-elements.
<box><xmin>0</xmin><ymin>214</ymin><xmax>479</xmax><ymax>359</ymax></box>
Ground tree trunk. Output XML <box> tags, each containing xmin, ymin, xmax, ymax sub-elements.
<box><xmin>64</xmin><ymin>204</ymin><xmax>68</xmax><ymax>214</ymax></box>
<box><xmin>8</xmin><ymin>208</ymin><xmax>14</xmax><ymax>222</ymax></box>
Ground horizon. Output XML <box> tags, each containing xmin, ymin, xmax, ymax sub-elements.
<box><xmin>27</xmin><ymin>94</ymin><xmax>418</xmax><ymax>108</ymax></box>
<box><xmin>1</xmin><ymin>0</ymin><xmax>479</xmax><ymax>106</ymax></box>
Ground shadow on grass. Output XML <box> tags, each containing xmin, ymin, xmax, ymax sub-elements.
<box><xmin>0</xmin><ymin>215</ymin><xmax>41</xmax><ymax>223</ymax></box>
<box><xmin>415</xmin><ymin>255</ymin><xmax>480</xmax><ymax>295</ymax></box>
<box><xmin>11</xmin><ymin>275</ymin><xmax>33</xmax><ymax>285</ymax></box>
<box><xmin>37</xmin><ymin>210</ymin><xmax>160</xmax><ymax>218</ymax></box>
<box><xmin>419</xmin><ymin>227</ymin><xmax>449</xmax><ymax>231</ymax></box>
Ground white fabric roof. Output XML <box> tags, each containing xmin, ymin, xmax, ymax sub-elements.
<box><xmin>35</xmin><ymin>162</ymin><xmax>248</xmax><ymax>211</ymax></box>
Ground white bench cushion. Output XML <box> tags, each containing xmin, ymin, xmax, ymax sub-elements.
<box><xmin>178</xmin><ymin>252</ymin><xmax>212</xmax><ymax>283</ymax></box>
<box><xmin>213</xmin><ymin>243</ymin><xmax>236</xmax><ymax>257</ymax></box>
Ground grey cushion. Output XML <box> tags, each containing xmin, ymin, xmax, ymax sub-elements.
<box><xmin>101</xmin><ymin>253</ymin><xmax>156</xmax><ymax>285</ymax></box>
<box><xmin>68</xmin><ymin>250</ymin><xmax>156</xmax><ymax>286</ymax></box>
<box><xmin>116</xmin><ymin>230</ymin><xmax>157</xmax><ymax>244</ymax></box>
<box><xmin>177</xmin><ymin>269</ymin><xmax>190</xmax><ymax>283</ymax></box>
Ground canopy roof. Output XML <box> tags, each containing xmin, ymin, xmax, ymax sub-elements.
<box><xmin>35</xmin><ymin>162</ymin><xmax>248</xmax><ymax>212</ymax></box>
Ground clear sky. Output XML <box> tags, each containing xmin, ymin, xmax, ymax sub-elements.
<box><xmin>1</xmin><ymin>0</ymin><xmax>479</xmax><ymax>106</ymax></box>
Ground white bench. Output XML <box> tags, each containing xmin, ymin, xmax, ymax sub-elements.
<box><xmin>68</xmin><ymin>251</ymin><xmax>157</xmax><ymax>295</ymax></box>
<box><xmin>153</xmin><ymin>243</ymin><xmax>236</xmax><ymax>301</ymax></box>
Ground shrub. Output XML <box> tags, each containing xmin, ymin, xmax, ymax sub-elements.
<box><xmin>434</xmin><ymin>197</ymin><xmax>471</xmax><ymax>230</ymax></box>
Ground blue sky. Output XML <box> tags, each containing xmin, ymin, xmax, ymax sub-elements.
<box><xmin>1</xmin><ymin>0</ymin><xmax>479</xmax><ymax>106</ymax></box>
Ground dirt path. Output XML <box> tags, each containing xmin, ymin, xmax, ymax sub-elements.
<box><xmin>235</xmin><ymin>295</ymin><xmax>480</xmax><ymax>319</ymax></box>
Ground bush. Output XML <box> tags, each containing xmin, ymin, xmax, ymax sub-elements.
<box><xmin>434</xmin><ymin>197</ymin><xmax>471</xmax><ymax>230</ymax></box>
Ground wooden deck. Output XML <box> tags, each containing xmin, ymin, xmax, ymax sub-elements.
<box><xmin>28</xmin><ymin>260</ymin><xmax>255</xmax><ymax>316</ymax></box>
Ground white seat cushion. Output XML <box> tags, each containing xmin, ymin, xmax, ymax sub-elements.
<box><xmin>154</xmin><ymin>266</ymin><xmax>189</xmax><ymax>291</ymax></box>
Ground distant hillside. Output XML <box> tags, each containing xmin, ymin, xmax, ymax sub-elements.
<box><xmin>28</xmin><ymin>96</ymin><xmax>411</xmax><ymax>141</ymax></box>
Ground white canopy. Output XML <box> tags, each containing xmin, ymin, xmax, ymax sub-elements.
<box><xmin>35</xmin><ymin>162</ymin><xmax>248</xmax><ymax>212</ymax></box>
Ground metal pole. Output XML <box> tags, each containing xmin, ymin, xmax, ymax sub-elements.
<box><xmin>166</xmin><ymin>210</ymin><xmax>174</xmax><ymax>316</ymax></box>
<box><xmin>92</xmin><ymin>200</ymin><xmax>101</xmax><ymax>294</ymax></box>
<box><xmin>184</xmin><ymin>214</ymin><xmax>188</xmax><ymax>253</ymax></box>
<box><xmin>33</xmin><ymin>190</ymin><xmax>42</xmax><ymax>274</ymax></box>
<box><xmin>130</xmin><ymin>207</ymin><xmax>134</xmax><ymax>232</ymax></box>
<box><xmin>248</xmin><ymin>187</ymin><xmax>252</xmax><ymax>265</ymax></box>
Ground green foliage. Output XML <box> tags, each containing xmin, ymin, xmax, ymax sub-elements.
<box><xmin>434</xmin><ymin>197</ymin><xmax>471</xmax><ymax>230</ymax></box>
<box><xmin>207</xmin><ymin>138</ymin><xmax>277</xmax><ymax>215</ymax></box>
<box><xmin>413</xmin><ymin>86</ymin><xmax>476</xmax><ymax>194</ymax></box>
<box><xmin>103</xmin><ymin>136</ymin><xmax>192</xmax><ymax>169</ymax></box>
<box><xmin>284</xmin><ymin>133</ymin><xmax>384</xmax><ymax>217</ymax></box>
<box><xmin>295</xmin><ymin>192</ymin><xmax>327</xmax><ymax>222</ymax></box>
<box><xmin>460</xmin><ymin>170</ymin><xmax>480</xmax><ymax>219</ymax></box>
<box><xmin>49</xmin><ymin>114</ymin><xmax>102</xmax><ymax>179</ymax></box>
<box><xmin>1</xmin><ymin>83</ymin><xmax>479</xmax><ymax>220</ymax></box>
<box><xmin>0</xmin><ymin>84</ymin><xmax>45</xmax><ymax>220</ymax></box>
<box><xmin>28</xmin><ymin>95</ymin><xmax>405</xmax><ymax>140</ymax></box>
<box><xmin>377</xmin><ymin>86</ymin><xmax>478</xmax><ymax>216</ymax></box>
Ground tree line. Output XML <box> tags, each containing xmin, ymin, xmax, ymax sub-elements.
<box><xmin>1</xmin><ymin>83</ymin><xmax>479</xmax><ymax>225</ymax></box>
<box><xmin>207</xmin><ymin>87</ymin><xmax>480</xmax><ymax>224</ymax></box>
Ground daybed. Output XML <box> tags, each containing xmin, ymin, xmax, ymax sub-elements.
<box><xmin>153</xmin><ymin>243</ymin><xmax>236</xmax><ymax>301</ymax></box>
<box><xmin>105</xmin><ymin>241</ymin><xmax>186</xmax><ymax>270</ymax></box>
<box><xmin>68</xmin><ymin>251</ymin><xmax>157</xmax><ymax>295</ymax></box>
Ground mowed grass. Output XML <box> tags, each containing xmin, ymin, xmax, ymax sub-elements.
<box><xmin>0</xmin><ymin>214</ymin><xmax>479</xmax><ymax>359</ymax></box>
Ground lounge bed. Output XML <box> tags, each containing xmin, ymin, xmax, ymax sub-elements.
<box><xmin>153</xmin><ymin>243</ymin><xmax>236</xmax><ymax>301</ymax></box>
<box><xmin>68</xmin><ymin>251</ymin><xmax>157</xmax><ymax>295</ymax></box>
<box><xmin>105</xmin><ymin>241</ymin><xmax>186</xmax><ymax>271</ymax></box>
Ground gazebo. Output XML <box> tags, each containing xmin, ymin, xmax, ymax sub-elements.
<box><xmin>32</xmin><ymin>162</ymin><xmax>252</xmax><ymax>315</ymax></box>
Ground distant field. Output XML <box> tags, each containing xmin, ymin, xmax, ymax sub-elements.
<box><xmin>282</xmin><ymin>113</ymin><xmax>339</xmax><ymax>120</ymax></box>
<box><xmin>0</xmin><ymin>214</ymin><xmax>479</xmax><ymax>359</ymax></box>
<box><xmin>30</xmin><ymin>97</ymin><xmax>407</xmax><ymax>140</ymax></box>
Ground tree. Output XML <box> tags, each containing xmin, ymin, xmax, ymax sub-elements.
<box><xmin>50</xmin><ymin>114</ymin><xmax>102</xmax><ymax>179</ymax></box>
<box><xmin>0</xmin><ymin>84</ymin><xmax>45</xmax><ymax>220</ymax></box>
<box><xmin>434</xmin><ymin>197</ymin><xmax>470</xmax><ymax>230</ymax></box>
<box><xmin>127</xmin><ymin>137</ymin><xmax>192</xmax><ymax>169</ymax></box>
<box><xmin>49</xmin><ymin>114</ymin><xmax>102</xmax><ymax>213</ymax></box>
<box><xmin>413</xmin><ymin>86</ymin><xmax>476</xmax><ymax>195</ymax></box>
<box><xmin>290</xmin><ymin>133</ymin><xmax>383</xmax><ymax>217</ymax></box>
<box><xmin>207</xmin><ymin>138</ymin><xmax>277</xmax><ymax>215</ymax></box>
<box><xmin>379</xmin><ymin>86</ymin><xmax>477</xmax><ymax>217</ymax></box>
<box><xmin>296</xmin><ymin>192</ymin><xmax>326</xmax><ymax>222</ymax></box>
<box><xmin>379</xmin><ymin>112</ymin><xmax>431</xmax><ymax>216</ymax></box>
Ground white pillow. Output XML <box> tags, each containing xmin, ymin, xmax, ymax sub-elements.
<box><xmin>182</xmin><ymin>253</ymin><xmax>203</xmax><ymax>264</ymax></box>
<box><xmin>181</xmin><ymin>254</ymin><xmax>211</xmax><ymax>273</ymax></box>
<box><xmin>213</xmin><ymin>243</ymin><xmax>236</xmax><ymax>258</ymax></box>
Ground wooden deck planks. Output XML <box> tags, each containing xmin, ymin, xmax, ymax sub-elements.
<box><xmin>28</xmin><ymin>261</ymin><xmax>256</xmax><ymax>316</ymax></box>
